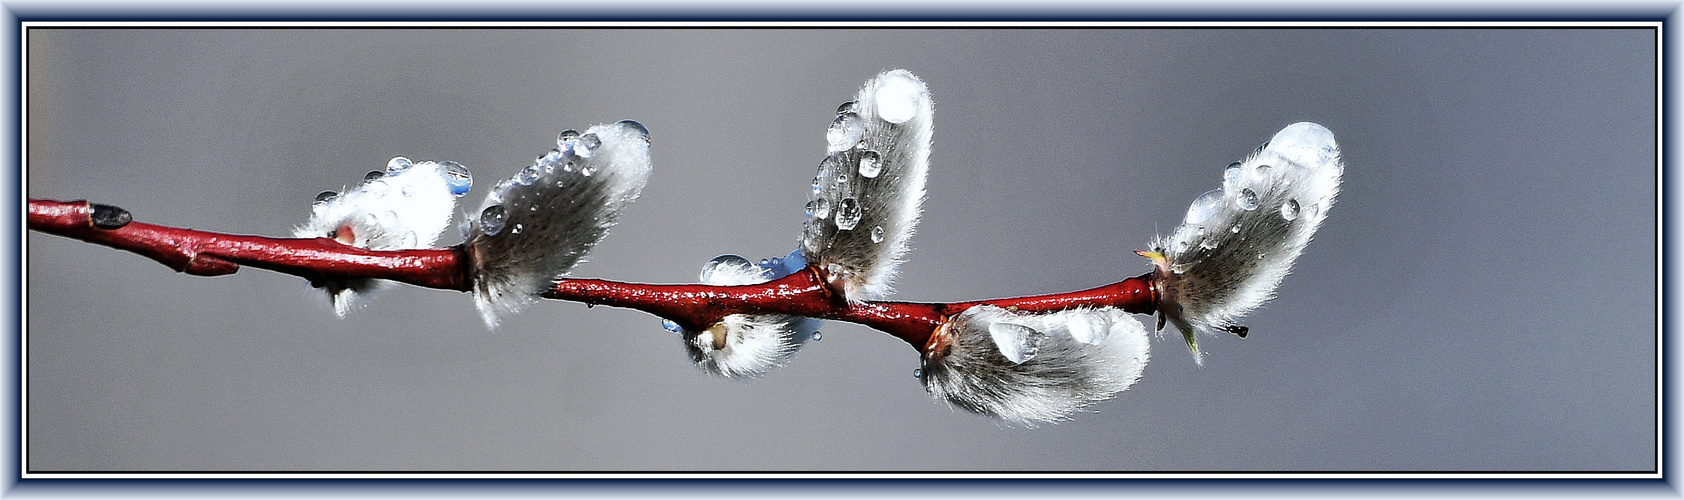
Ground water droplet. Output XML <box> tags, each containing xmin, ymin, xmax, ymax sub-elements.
<box><xmin>1200</xmin><ymin>236</ymin><xmax>1219</xmax><ymax>250</ymax></box>
<box><xmin>809</xmin><ymin>197</ymin><xmax>831</xmax><ymax>219</ymax></box>
<box><xmin>529</xmin><ymin>205</ymin><xmax>538</xmax><ymax>212</ymax></box>
<box><xmin>517</xmin><ymin>165</ymin><xmax>542</xmax><ymax>185</ymax></box>
<box><xmin>1256</xmin><ymin>164</ymin><xmax>1272</xmax><ymax>175</ymax></box>
<box><xmin>1257</xmin><ymin>252</ymin><xmax>1267</xmax><ymax>260</ymax></box>
<box><xmin>386</xmin><ymin>156</ymin><xmax>413</xmax><ymax>173</ymax></box>
<box><xmin>1223</xmin><ymin>165</ymin><xmax>1242</xmax><ymax>190</ymax></box>
<box><xmin>836</xmin><ymin>101</ymin><xmax>856</xmax><ymax>115</ymax></box>
<box><xmin>811</xmin><ymin>176</ymin><xmax>822</xmax><ymax>195</ymax></box>
<box><xmin>1281</xmin><ymin>198</ymin><xmax>1301</xmax><ymax>221</ymax></box>
<box><xmin>580</xmin><ymin>164</ymin><xmax>595</xmax><ymax>177</ymax></box>
<box><xmin>479</xmin><ymin>205</ymin><xmax>508</xmax><ymax>236</ymax></box>
<box><xmin>834</xmin><ymin>197</ymin><xmax>862</xmax><ymax>230</ymax></box>
<box><xmin>511</xmin><ymin>223</ymin><xmax>523</xmax><ymax>235</ymax></box>
<box><xmin>555</xmin><ymin>180</ymin><xmax>565</xmax><ymax>188</ymax></box>
<box><xmin>558</xmin><ymin>129</ymin><xmax>580</xmax><ymax>143</ymax></box>
<box><xmin>1230</xmin><ymin>224</ymin><xmax>1242</xmax><ymax>234</ymax></box>
<box><xmin>870</xmin><ymin>225</ymin><xmax>885</xmax><ymax>243</ymax></box>
<box><xmin>700</xmin><ymin>254</ymin><xmax>753</xmax><ymax>282</ymax></box>
<box><xmin>576</xmin><ymin>133</ymin><xmax>601</xmax><ymax>157</ymax></box>
<box><xmin>1304</xmin><ymin>201</ymin><xmax>1320</xmax><ymax>220</ymax></box>
<box><xmin>617</xmin><ymin>119</ymin><xmax>650</xmax><ymax>144</ymax></box>
<box><xmin>314</xmin><ymin>191</ymin><xmax>338</xmax><ymax>205</ymax></box>
<box><xmin>826</xmin><ymin>112</ymin><xmax>864</xmax><ymax>153</ymax></box>
<box><xmin>1184</xmin><ymin>188</ymin><xmax>1223</xmax><ymax>225</ymax></box>
<box><xmin>989</xmin><ymin>322</ymin><xmax>1045</xmax><ymax>364</ymax></box>
<box><xmin>1227</xmin><ymin>161</ymin><xmax>1242</xmax><ymax>169</ymax></box>
<box><xmin>364</xmin><ymin>170</ymin><xmax>384</xmax><ymax>182</ymax></box>
<box><xmin>661</xmin><ymin>319</ymin><xmax>681</xmax><ymax>333</ymax></box>
<box><xmin>858</xmin><ymin>150</ymin><xmax>882</xmax><ymax>178</ymax></box>
<box><xmin>439</xmin><ymin>161</ymin><xmax>472</xmax><ymax>196</ymax></box>
<box><xmin>1063</xmin><ymin>313</ymin><xmax>1110</xmax><ymax>344</ymax></box>
<box><xmin>913</xmin><ymin>368</ymin><xmax>923</xmax><ymax>378</ymax></box>
<box><xmin>811</xmin><ymin>331</ymin><xmax>822</xmax><ymax>341</ymax></box>
<box><xmin>563</xmin><ymin>161</ymin><xmax>576</xmax><ymax>173</ymax></box>
<box><xmin>874</xmin><ymin>70</ymin><xmax>922</xmax><ymax>124</ymax></box>
<box><xmin>1236</xmin><ymin>188</ymin><xmax>1260</xmax><ymax>211</ymax></box>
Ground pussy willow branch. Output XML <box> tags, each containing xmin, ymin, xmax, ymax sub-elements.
<box><xmin>28</xmin><ymin>198</ymin><xmax>1157</xmax><ymax>351</ymax></box>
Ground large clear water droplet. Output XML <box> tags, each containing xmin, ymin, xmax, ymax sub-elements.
<box><xmin>834</xmin><ymin>197</ymin><xmax>862</xmax><ymax>230</ymax></box>
<box><xmin>870</xmin><ymin>225</ymin><xmax>885</xmax><ymax>243</ymax></box>
<box><xmin>1223</xmin><ymin>165</ymin><xmax>1242</xmax><ymax>191</ymax></box>
<box><xmin>858</xmin><ymin>150</ymin><xmax>882</xmax><ymax>178</ymax></box>
<box><xmin>364</xmin><ymin>170</ymin><xmax>385</xmax><ymax>182</ymax></box>
<box><xmin>439</xmin><ymin>161</ymin><xmax>472</xmax><ymax>196</ymax></box>
<box><xmin>314</xmin><ymin>191</ymin><xmax>338</xmax><ymax>205</ymax></box>
<box><xmin>661</xmin><ymin>319</ymin><xmax>681</xmax><ymax>333</ymax></box>
<box><xmin>558</xmin><ymin>129</ymin><xmax>580</xmax><ymax>144</ymax></box>
<box><xmin>874</xmin><ymin>70</ymin><xmax>922</xmax><ymax>124</ymax></box>
<box><xmin>617</xmin><ymin>119</ymin><xmax>650</xmax><ymax>144</ymax></box>
<box><xmin>386</xmin><ymin>156</ymin><xmax>413</xmax><ymax>174</ymax></box>
<box><xmin>1184</xmin><ymin>188</ymin><xmax>1224</xmax><ymax>225</ymax></box>
<box><xmin>836</xmin><ymin>101</ymin><xmax>856</xmax><ymax>115</ymax></box>
<box><xmin>1062</xmin><ymin>313</ymin><xmax>1110</xmax><ymax>345</ymax></box>
<box><xmin>1304</xmin><ymin>201</ymin><xmax>1320</xmax><ymax>220</ymax></box>
<box><xmin>989</xmin><ymin>322</ymin><xmax>1045</xmax><ymax>364</ymax></box>
<box><xmin>517</xmin><ymin>165</ymin><xmax>542</xmax><ymax>185</ymax></box>
<box><xmin>479</xmin><ymin>205</ymin><xmax>508</xmax><ymax>236</ymax></box>
<box><xmin>826</xmin><ymin>112</ymin><xmax>864</xmax><ymax>153</ymax></box>
<box><xmin>1237</xmin><ymin>188</ymin><xmax>1260</xmax><ymax>210</ymax></box>
<box><xmin>1281</xmin><ymin>198</ymin><xmax>1301</xmax><ymax>221</ymax></box>
<box><xmin>700</xmin><ymin>254</ymin><xmax>753</xmax><ymax>282</ymax></box>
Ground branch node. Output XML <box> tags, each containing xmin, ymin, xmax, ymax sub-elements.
<box><xmin>88</xmin><ymin>203</ymin><xmax>133</xmax><ymax>230</ymax></box>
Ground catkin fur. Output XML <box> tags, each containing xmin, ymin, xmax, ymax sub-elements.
<box><xmin>920</xmin><ymin>305</ymin><xmax>1151</xmax><ymax>426</ymax></box>
<box><xmin>464</xmin><ymin>121</ymin><xmax>653</xmax><ymax>328</ymax></box>
<box><xmin>800</xmin><ymin>69</ymin><xmax>933</xmax><ymax>302</ymax></box>
<box><xmin>294</xmin><ymin>160</ymin><xmax>462</xmax><ymax>316</ymax></box>
<box><xmin>1147</xmin><ymin>122</ymin><xmax>1343</xmax><ymax>360</ymax></box>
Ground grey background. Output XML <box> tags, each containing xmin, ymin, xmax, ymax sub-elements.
<box><xmin>24</xmin><ymin>28</ymin><xmax>1656</xmax><ymax>472</ymax></box>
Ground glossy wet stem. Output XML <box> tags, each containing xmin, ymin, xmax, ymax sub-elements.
<box><xmin>28</xmin><ymin>198</ymin><xmax>1157</xmax><ymax>351</ymax></box>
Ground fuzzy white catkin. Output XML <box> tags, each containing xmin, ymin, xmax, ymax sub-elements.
<box><xmin>800</xmin><ymin>69</ymin><xmax>932</xmax><ymax>302</ymax></box>
<box><xmin>463</xmin><ymin>120</ymin><xmax>653</xmax><ymax>328</ymax></box>
<box><xmin>1147</xmin><ymin>122</ymin><xmax>1343</xmax><ymax>361</ymax></box>
<box><xmin>294</xmin><ymin>159</ymin><xmax>466</xmax><ymax>316</ymax></box>
<box><xmin>920</xmin><ymin>305</ymin><xmax>1151</xmax><ymax>426</ymax></box>
<box><xmin>679</xmin><ymin>254</ymin><xmax>819</xmax><ymax>379</ymax></box>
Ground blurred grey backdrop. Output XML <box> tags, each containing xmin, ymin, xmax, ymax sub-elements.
<box><xmin>24</xmin><ymin>28</ymin><xmax>1656</xmax><ymax>472</ymax></box>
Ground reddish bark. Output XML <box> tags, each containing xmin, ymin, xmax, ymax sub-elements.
<box><xmin>30</xmin><ymin>198</ymin><xmax>1157</xmax><ymax>352</ymax></box>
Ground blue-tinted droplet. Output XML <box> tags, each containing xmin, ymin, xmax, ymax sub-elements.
<box><xmin>1237</xmin><ymin>188</ymin><xmax>1260</xmax><ymax>211</ymax></box>
<box><xmin>439</xmin><ymin>161</ymin><xmax>473</xmax><ymax>196</ymax></box>
<box><xmin>811</xmin><ymin>332</ymin><xmax>822</xmax><ymax>341</ymax></box>
<box><xmin>913</xmin><ymin>368</ymin><xmax>923</xmax><ymax>378</ymax></box>
<box><xmin>479</xmin><ymin>205</ymin><xmax>508</xmax><ymax>236</ymax></box>
<box><xmin>661</xmin><ymin>319</ymin><xmax>681</xmax><ymax>333</ymax></box>
<box><xmin>517</xmin><ymin>165</ymin><xmax>542</xmax><ymax>185</ymax></box>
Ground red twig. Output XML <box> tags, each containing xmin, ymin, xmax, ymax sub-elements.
<box><xmin>28</xmin><ymin>198</ymin><xmax>1157</xmax><ymax>352</ymax></box>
